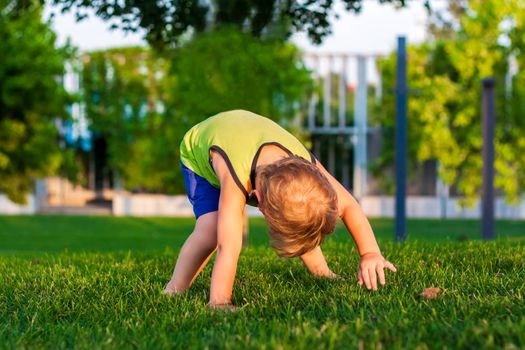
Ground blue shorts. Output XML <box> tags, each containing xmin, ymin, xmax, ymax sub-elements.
<box><xmin>181</xmin><ymin>161</ymin><xmax>220</xmax><ymax>219</ymax></box>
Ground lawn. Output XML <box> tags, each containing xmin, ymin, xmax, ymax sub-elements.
<box><xmin>1</xmin><ymin>215</ymin><xmax>524</xmax><ymax>349</ymax></box>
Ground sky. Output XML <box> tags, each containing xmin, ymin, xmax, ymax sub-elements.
<box><xmin>43</xmin><ymin>1</ymin><xmax>443</xmax><ymax>55</ymax></box>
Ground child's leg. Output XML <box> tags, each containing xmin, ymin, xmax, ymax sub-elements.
<box><xmin>164</xmin><ymin>211</ymin><xmax>218</xmax><ymax>295</ymax></box>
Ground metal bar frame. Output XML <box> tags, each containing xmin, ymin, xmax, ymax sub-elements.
<box><xmin>481</xmin><ymin>78</ymin><xmax>496</xmax><ymax>240</ymax></box>
<box><xmin>395</xmin><ymin>36</ymin><xmax>407</xmax><ymax>243</ymax></box>
<box><xmin>353</xmin><ymin>56</ymin><xmax>368</xmax><ymax>201</ymax></box>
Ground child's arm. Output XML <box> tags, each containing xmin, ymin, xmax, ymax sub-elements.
<box><xmin>208</xmin><ymin>152</ymin><xmax>246</xmax><ymax>308</ymax></box>
<box><xmin>300</xmin><ymin>246</ymin><xmax>337</xmax><ymax>278</ymax></box>
<box><xmin>315</xmin><ymin>161</ymin><xmax>397</xmax><ymax>290</ymax></box>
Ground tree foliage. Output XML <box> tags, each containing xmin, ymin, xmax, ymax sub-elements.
<box><xmin>81</xmin><ymin>47</ymin><xmax>173</xmax><ymax>192</ymax></box>
<box><xmin>0</xmin><ymin>0</ymin><xmax>75</xmax><ymax>203</ymax></box>
<box><xmin>167</xmin><ymin>28</ymin><xmax>312</xmax><ymax>125</ymax></box>
<box><xmin>50</xmin><ymin>0</ymin><xmax>417</xmax><ymax>50</ymax></box>
<box><xmin>81</xmin><ymin>30</ymin><xmax>312</xmax><ymax>194</ymax></box>
<box><xmin>375</xmin><ymin>0</ymin><xmax>525</xmax><ymax>204</ymax></box>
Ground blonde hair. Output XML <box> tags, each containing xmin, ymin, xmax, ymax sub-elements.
<box><xmin>257</xmin><ymin>155</ymin><xmax>338</xmax><ymax>258</ymax></box>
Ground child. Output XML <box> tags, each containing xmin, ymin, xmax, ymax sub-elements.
<box><xmin>164</xmin><ymin>110</ymin><xmax>396</xmax><ymax>309</ymax></box>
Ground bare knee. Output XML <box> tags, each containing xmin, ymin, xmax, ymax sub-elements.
<box><xmin>190</xmin><ymin>211</ymin><xmax>218</xmax><ymax>252</ymax></box>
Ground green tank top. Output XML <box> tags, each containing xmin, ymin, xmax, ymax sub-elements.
<box><xmin>180</xmin><ymin>110</ymin><xmax>315</xmax><ymax>203</ymax></box>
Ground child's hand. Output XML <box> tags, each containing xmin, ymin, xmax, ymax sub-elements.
<box><xmin>358</xmin><ymin>252</ymin><xmax>397</xmax><ymax>290</ymax></box>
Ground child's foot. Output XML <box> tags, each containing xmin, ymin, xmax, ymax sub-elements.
<box><xmin>208</xmin><ymin>302</ymin><xmax>239</xmax><ymax>312</ymax></box>
<box><xmin>163</xmin><ymin>287</ymin><xmax>175</xmax><ymax>297</ymax></box>
<box><xmin>325</xmin><ymin>271</ymin><xmax>339</xmax><ymax>279</ymax></box>
<box><xmin>163</xmin><ymin>282</ymin><xmax>184</xmax><ymax>297</ymax></box>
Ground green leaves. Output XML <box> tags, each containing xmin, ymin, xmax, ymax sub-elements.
<box><xmin>376</xmin><ymin>0</ymin><xmax>525</xmax><ymax>204</ymax></box>
<box><xmin>50</xmin><ymin>0</ymin><xmax>410</xmax><ymax>49</ymax></box>
<box><xmin>0</xmin><ymin>0</ymin><xmax>74</xmax><ymax>204</ymax></box>
<box><xmin>81</xmin><ymin>30</ymin><xmax>312</xmax><ymax>194</ymax></box>
<box><xmin>168</xmin><ymin>28</ymin><xmax>312</xmax><ymax>125</ymax></box>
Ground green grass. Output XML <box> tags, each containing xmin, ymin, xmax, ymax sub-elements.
<box><xmin>1</xmin><ymin>215</ymin><xmax>524</xmax><ymax>349</ymax></box>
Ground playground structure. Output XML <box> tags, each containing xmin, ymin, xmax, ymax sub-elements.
<box><xmin>302</xmin><ymin>51</ymin><xmax>382</xmax><ymax>201</ymax></box>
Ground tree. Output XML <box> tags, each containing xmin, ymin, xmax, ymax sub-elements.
<box><xmin>167</xmin><ymin>28</ymin><xmax>312</xmax><ymax>127</ymax></box>
<box><xmin>375</xmin><ymin>0</ymin><xmax>525</xmax><ymax>204</ymax></box>
<box><xmin>80</xmin><ymin>47</ymin><xmax>173</xmax><ymax>192</ymax></box>
<box><xmin>0</xmin><ymin>0</ymin><xmax>76</xmax><ymax>203</ymax></box>
<box><xmin>81</xmin><ymin>30</ymin><xmax>312</xmax><ymax>194</ymax></box>
<box><xmin>50</xmin><ymin>0</ymin><xmax>420</xmax><ymax>50</ymax></box>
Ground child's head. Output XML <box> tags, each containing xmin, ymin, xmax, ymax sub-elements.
<box><xmin>256</xmin><ymin>155</ymin><xmax>338</xmax><ymax>258</ymax></box>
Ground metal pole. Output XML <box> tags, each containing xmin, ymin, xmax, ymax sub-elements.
<box><xmin>339</xmin><ymin>56</ymin><xmax>348</xmax><ymax>129</ymax></box>
<box><xmin>481</xmin><ymin>78</ymin><xmax>496</xmax><ymax>240</ymax></box>
<box><xmin>328</xmin><ymin>136</ymin><xmax>336</xmax><ymax>176</ymax></box>
<box><xmin>395</xmin><ymin>36</ymin><xmax>407</xmax><ymax>242</ymax></box>
<box><xmin>323</xmin><ymin>56</ymin><xmax>332</xmax><ymax>128</ymax></box>
<box><xmin>436</xmin><ymin>161</ymin><xmax>449</xmax><ymax>219</ymax></box>
<box><xmin>308</xmin><ymin>55</ymin><xmax>319</xmax><ymax>130</ymax></box>
<box><xmin>339</xmin><ymin>57</ymin><xmax>350</xmax><ymax>190</ymax></box>
<box><xmin>353</xmin><ymin>56</ymin><xmax>368</xmax><ymax>201</ymax></box>
<box><xmin>342</xmin><ymin>137</ymin><xmax>350</xmax><ymax>190</ymax></box>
